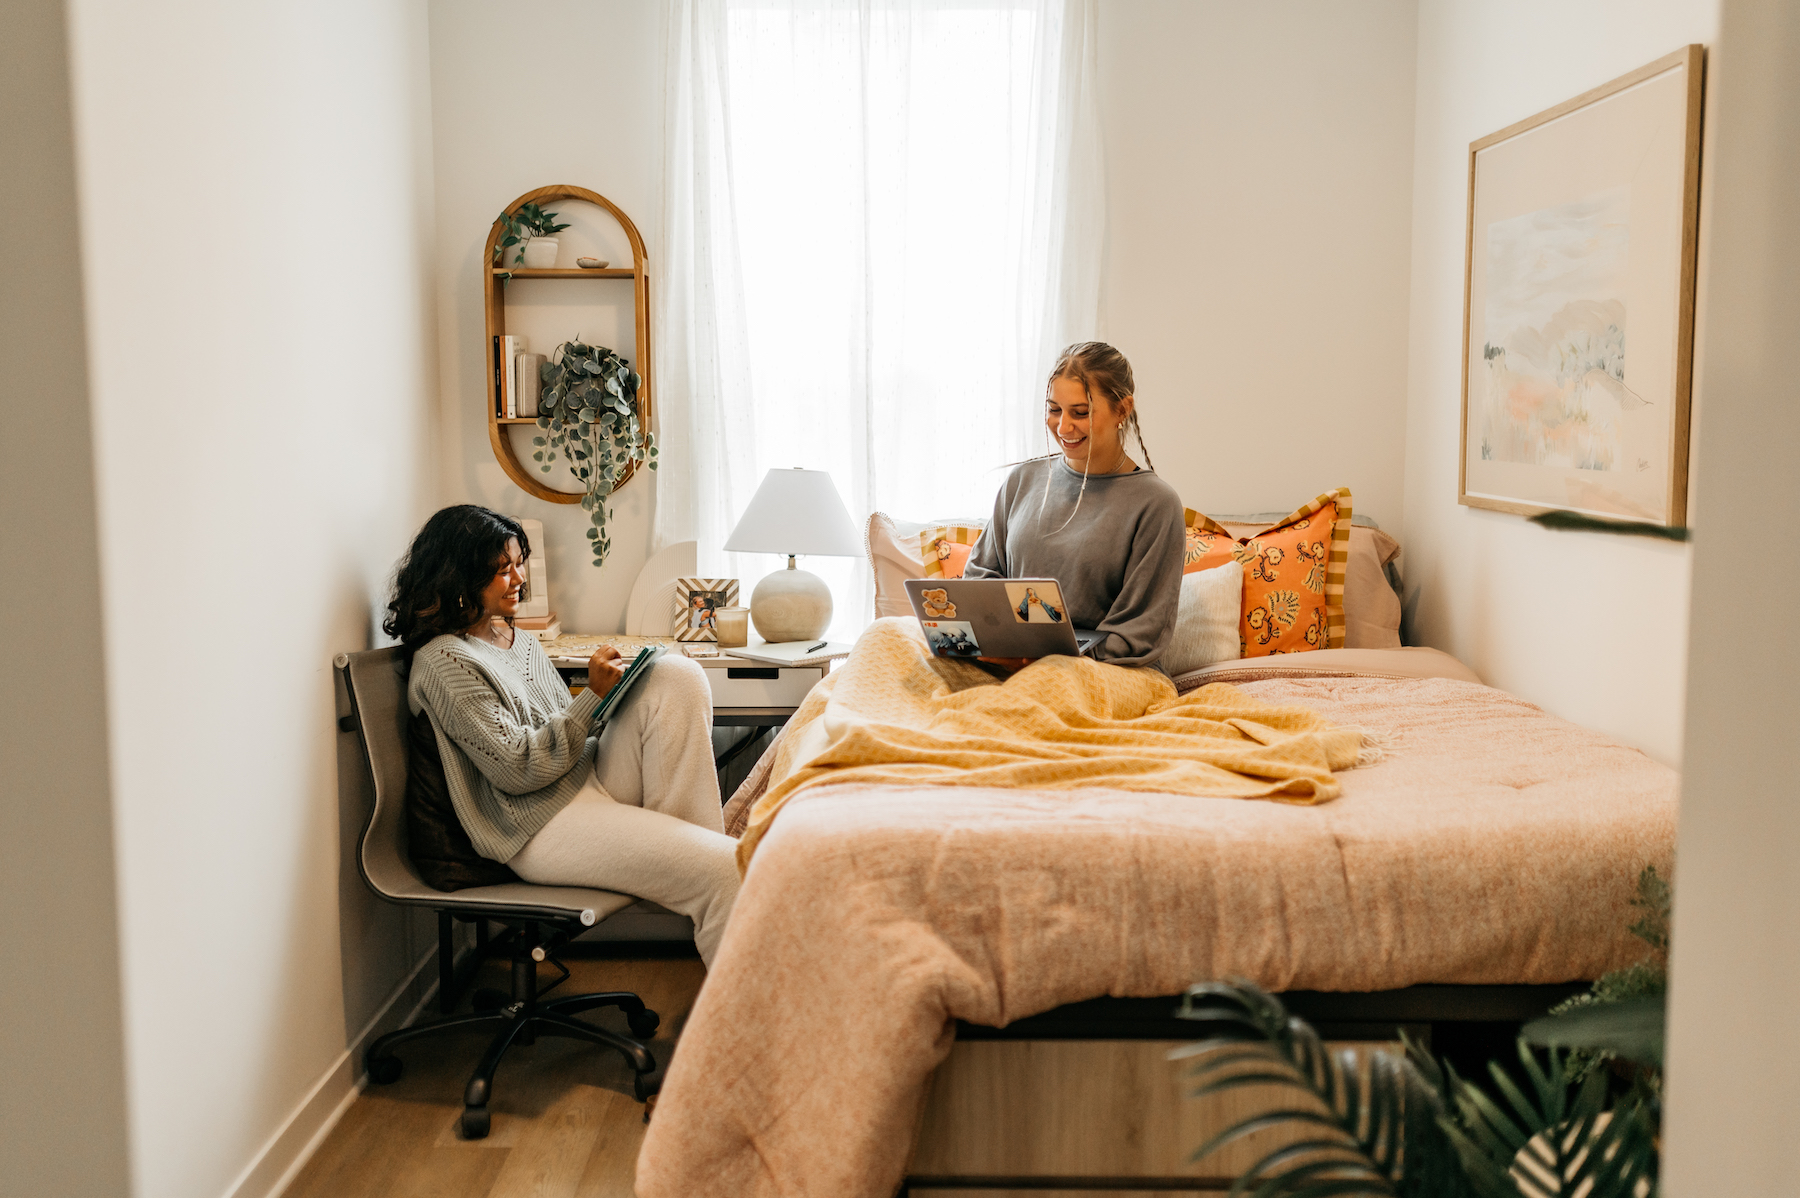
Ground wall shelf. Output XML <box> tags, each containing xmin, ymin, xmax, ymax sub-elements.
<box><xmin>482</xmin><ymin>185</ymin><xmax>653</xmax><ymax>505</ymax></box>
<box><xmin>492</xmin><ymin>267</ymin><xmax>637</xmax><ymax>279</ymax></box>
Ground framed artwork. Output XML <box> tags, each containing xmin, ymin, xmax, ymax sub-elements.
<box><xmin>1460</xmin><ymin>45</ymin><xmax>1704</xmax><ymax>526</ymax></box>
<box><xmin>673</xmin><ymin>577</ymin><xmax>739</xmax><ymax>642</ymax></box>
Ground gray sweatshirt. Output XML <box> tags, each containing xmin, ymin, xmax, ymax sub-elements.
<box><xmin>963</xmin><ymin>456</ymin><xmax>1185</xmax><ymax>668</ymax></box>
<box><xmin>407</xmin><ymin>631</ymin><xmax>600</xmax><ymax>862</ymax></box>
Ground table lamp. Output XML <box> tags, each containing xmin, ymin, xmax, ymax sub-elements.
<box><xmin>723</xmin><ymin>468</ymin><xmax>863</xmax><ymax>642</ymax></box>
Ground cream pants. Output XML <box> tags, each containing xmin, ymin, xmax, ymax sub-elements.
<box><xmin>509</xmin><ymin>654</ymin><xmax>740</xmax><ymax>966</ymax></box>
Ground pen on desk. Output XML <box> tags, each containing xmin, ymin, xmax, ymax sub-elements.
<box><xmin>805</xmin><ymin>641</ymin><xmax>828</xmax><ymax>653</ymax></box>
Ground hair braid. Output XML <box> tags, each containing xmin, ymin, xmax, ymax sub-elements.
<box><xmin>1130</xmin><ymin>411</ymin><xmax>1157</xmax><ymax>474</ymax></box>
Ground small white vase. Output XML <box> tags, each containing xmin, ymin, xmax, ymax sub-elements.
<box><xmin>522</xmin><ymin>238</ymin><xmax>560</xmax><ymax>269</ymax></box>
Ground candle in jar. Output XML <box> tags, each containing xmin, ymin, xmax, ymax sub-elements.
<box><xmin>714</xmin><ymin>606</ymin><xmax>751</xmax><ymax>648</ymax></box>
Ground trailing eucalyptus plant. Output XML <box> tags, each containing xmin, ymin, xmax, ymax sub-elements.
<box><xmin>1174</xmin><ymin>981</ymin><xmax>1662</xmax><ymax>1197</ymax></box>
<box><xmin>531</xmin><ymin>339</ymin><xmax>657</xmax><ymax>569</ymax></box>
<box><xmin>491</xmin><ymin>201</ymin><xmax>571</xmax><ymax>266</ymax></box>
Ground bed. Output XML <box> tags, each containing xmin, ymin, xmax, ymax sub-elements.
<box><xmin>633</xmin><ymin>648</ymin><xmax>1674</xmax><ymax>1197</ymax></box>
<box><xmin>633</xmin><ymin>507</ymin><xmax>1676</xmax><ymax>1196</ymax></box>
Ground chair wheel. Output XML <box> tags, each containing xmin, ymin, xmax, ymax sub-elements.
<box><xmin>472</xmin><ymin>987</ymin><xmax>509</xmax><ymax>1012</ymax></box>
<box><xmin>633</xmin><ymin>1068</ymin><xmax>663</xmax><ymax>1102</ymax></box>
<box><xmin>461</xmin><ymin>1105</ymin><xmax>491</xmax><ymax>1139</ymax></box>
<box><xmin>366</xmin><ymin>1054</ymin><xmax>403</xmax><ymax>1085</ymax></box>
<box><xmin>627</xmin><ymin>1008</ymin><xmax>661</xmax><ymax>1038</ymax></box>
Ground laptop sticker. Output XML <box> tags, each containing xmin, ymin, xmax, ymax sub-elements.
<box><xmin>918</xmin><ymin>587</ymin><xmax>957</xmax><ymax>619</ymax></box>
<box><xmin>1005</xmin><ymin>582</ymin><xmax>1065</xmax><ymax>624</ymax></box>
<box><xmin>922</xmin><ymin>620</ymin><xmax>982</xmax><ymax>657</ymax></box>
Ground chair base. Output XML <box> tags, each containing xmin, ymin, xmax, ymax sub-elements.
<box><xmin>364</xmin><ymin>919</ymin><xmax>662</xmax><ymax>1139</ymax></box>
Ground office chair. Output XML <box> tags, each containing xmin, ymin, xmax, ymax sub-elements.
<box><xmin>336</xmin><ymin>647</ymin><xmax>668</xmax><ymax>1139</ymax></box>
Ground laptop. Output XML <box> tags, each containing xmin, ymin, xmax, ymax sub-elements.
<box><xmin>904</xmin><ymin>578</ymin><xmax>1105</xmax><ymax>660</ymax></box>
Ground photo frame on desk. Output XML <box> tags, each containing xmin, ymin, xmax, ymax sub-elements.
<box><xmin>673</xmin><ymin>577</ymin><xmax>739</xmax><ymax>642</ymax></box>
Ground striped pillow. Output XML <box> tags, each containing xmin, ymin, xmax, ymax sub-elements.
<box><xmin>1181</xmin><ymin>488</ymin><xmax>1353</xmax><ymax>656</ymax></box>
<box><xmin>919</xmin><ymin>524</ymin><xmax>983</xmax><ymax>579</ymax></box>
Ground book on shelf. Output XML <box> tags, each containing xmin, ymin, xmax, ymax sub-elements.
<box><xmin>491</xmin><ymin>335</ymin><xmax>504</xmax><ymax>417</ymax></box>
<box><xmin>499</xmin><ymin>334</ymin><xmax>527</xmax><ymax>419</ymax></box>
<box><xmin>516</xmin><ymin>351</ymin><xmax>544</xmax><ymax>418</ymax></box>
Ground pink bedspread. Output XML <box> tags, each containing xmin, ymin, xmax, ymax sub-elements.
<box><xmin>637</xmin><ymin>673</ymin><xmax>1676</xmax><ymax>1198</ymax></box>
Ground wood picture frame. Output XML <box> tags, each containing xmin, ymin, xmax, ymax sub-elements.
<box><xmin>1459</xmin><ymin>45</ymin><xmax>1705</xmax><ymax>526</ymax></box>
<box><xmin>673</xmin><ymin>577</ymin><xmax>739</xmax><ymax>642</ymax></box>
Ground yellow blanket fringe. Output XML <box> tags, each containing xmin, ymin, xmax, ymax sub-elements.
<box><xmin>737</xmin><ymin>618</ymin><xmax>1364</xmax><ymax>871</ymax></box>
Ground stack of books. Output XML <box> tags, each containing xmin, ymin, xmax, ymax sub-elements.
<box><xmin>495</xmin><ymin>612</ymin><xmax>562</xmax><ymax>641</ymax></box>
<box><xmin>514</xmin><ymin>612</ymin><xmax>561</xmax><ymax>641</ymax></box>
<box><xmin>492</xmin><ymin>335</ymin><xmax>545</xmax><ymax>418</ymax></box>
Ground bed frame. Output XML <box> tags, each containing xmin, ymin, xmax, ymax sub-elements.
<box><xmin>899</xmin><ymin>982</ymin><xmax>1586</xmax><ymax>1196</ymax></box>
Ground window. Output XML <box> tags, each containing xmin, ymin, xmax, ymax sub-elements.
<box><xmin>659</xmin><ymin>0</ymin><xmax>1101</xmax><ymax>639</ymax></box>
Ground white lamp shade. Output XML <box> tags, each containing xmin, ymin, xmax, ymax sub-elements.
<box><xmin>723</xmin><ymin>468</ymin><xmax>864</xmax><ymax>557</ymax></box>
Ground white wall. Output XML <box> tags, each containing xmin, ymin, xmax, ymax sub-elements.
<box><xmin>1663</xmin><ymin>0</ymin><xmax>1800</xmax><ymax>1188</ymax></box>
<box><xmin>0</xmin><ymin>2</ymin><xmax>134</xmax><ymax>1192</ymax></box>
<box><xmin>428</xmin><ymin>2</ymin><xmax>1421</xmax><ymax>631</ymax></box>
<box><xmin>61</xmin><ymin>1</ymin><xmax>442</xmax><ymax>1195</ymax></box>
<box><xmin>428</xmin><ymin>0</ymin><xmax>667</xmax><ymax>633</ymax></box>
<box><xmin>1402</xmin><ymin>0</ymin><xmax>1718</xmax><ymax>763</ymax></box>
<box><xmin>1099</xmin><ymin>0</ymin><xmax>1419</xmax><ymax>535</ymax></box>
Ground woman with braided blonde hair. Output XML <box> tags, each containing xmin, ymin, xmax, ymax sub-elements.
<box><xmin>962</xmin><ymin>342</ymin><xmax>1185</xmax><ymax>670</ymax></box>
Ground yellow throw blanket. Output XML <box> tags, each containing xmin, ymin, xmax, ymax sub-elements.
<box><xmin>737</xmin><ymin>619</ymin><xmax>1364</xmax><ymax>870</ymax></box>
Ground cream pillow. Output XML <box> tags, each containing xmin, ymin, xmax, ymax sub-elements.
<box><xmin>1163</xmin><ymin>560</ymin><xmax>1244</xmax><ymax>675</ymax></box>
<box><xmin>865</xmin><ymin>511</ymin><xmax>989</xmax><ymax>619</ymax></box>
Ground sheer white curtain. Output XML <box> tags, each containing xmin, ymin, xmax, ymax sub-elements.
<box><xmin>657</xmin><ymin>0</ymin><xmax>1103</xmax><ymax>642</ymax></box>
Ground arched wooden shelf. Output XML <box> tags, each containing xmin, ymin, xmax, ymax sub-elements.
<box><xmin>483</xmin><ymin>185</ymin><xmax>653</xmax><ymax>504</ymax></box>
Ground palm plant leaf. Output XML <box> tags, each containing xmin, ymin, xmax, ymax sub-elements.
<box><xmin>1522</xmin><ymin>994</ymin><xmax>1665</xmax><ymax>1068</ymax></box>
<box><xmin>1425</xmin><ymin>1039</ymin><xmax>1658</xmax><ymax>1198</ymax></box>
<box><xmin>1173</xmin><ymin>982</ymin><xmax>1477</xmax><ymax>1198</ymax></box>
<box><xmin>1175</xmin><ymin>983</ymin><xmax>1658</xmax><ymax>1198</ymax></box>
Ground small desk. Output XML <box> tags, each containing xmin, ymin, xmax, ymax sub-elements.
<box><xmin>538</xmin><ymin>634</ymin><xmax>838</xmax><ymax>770</ymax></box>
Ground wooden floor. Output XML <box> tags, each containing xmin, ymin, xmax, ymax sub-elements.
<box><xmin>286</xmin><ymin>953</ymin><xmax>706</xmax><ymax>1198</ymax></box>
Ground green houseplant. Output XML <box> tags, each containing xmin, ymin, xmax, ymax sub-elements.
<box><xmin>531</xmin><ymin>339</ymin><xmax>657</xmax><ymax>569</ymax></box>
<box><xmin>1180</xmin><ymin>867</ymin><xmax>1670</xmax><ymax>1194</ymax></box>
<box><xmin>1174</xmin><ymin>867</ymin><xmax>1672</xmax><ymax>1197</ymax></box>
<box><xmin>491</xmin><ymin>201</ymin><xmax>571</xmax><ymax>269</ymax></box>
<box><xmin>1174</xmin><ymin>983</ymin><xmax>1662</xmax><ymax>1198</ymax></box>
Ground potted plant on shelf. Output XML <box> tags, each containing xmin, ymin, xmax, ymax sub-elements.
<box><xmin>492</xmin><ymin>201</ymin><xmax>571</xmax><ymax>270</ymax></box>
<box><xmin>531</xmin><ymin>339</ymin><xmax>658</xmax><ymax>569</ymax></box>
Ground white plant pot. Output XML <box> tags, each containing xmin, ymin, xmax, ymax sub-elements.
<box><xmin>522</xmin><ymin>237</ymin><xmax>560</xmax><ymax>269</ymax></box>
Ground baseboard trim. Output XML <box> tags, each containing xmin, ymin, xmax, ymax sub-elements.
<box><xmin>218</xmin><ymin>931</ymin><xmax>464</xmax><ymax>1198</ymax></box>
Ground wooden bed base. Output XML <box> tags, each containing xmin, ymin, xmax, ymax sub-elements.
<box><xmin>901</xmin><ymin>984</ymin><xmax>1585</xmax><ymax>1197</ymax></box>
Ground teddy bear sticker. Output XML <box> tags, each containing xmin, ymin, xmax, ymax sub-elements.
<box><xmin>919</xmin><ymin>587</ymin><xmax>957</xmax><ymax>619</ymax></box>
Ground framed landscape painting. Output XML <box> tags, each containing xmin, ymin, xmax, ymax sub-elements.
<box><xmin>1460</xmin><ymin>45</ymin><xmax>1704</xmax><ymax>526</ymax></box>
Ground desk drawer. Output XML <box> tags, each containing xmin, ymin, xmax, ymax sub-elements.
<box><xmin>704</xmin><ymin>666</ymin><xmax>821</xmax><ymax>708</ymax></box>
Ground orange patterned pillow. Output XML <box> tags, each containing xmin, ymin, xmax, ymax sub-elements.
<box><xmin>1182</xmin><ymin>511</ymin><xmax>1239</xmax><ymax>574</ymax></box>
<box><xmin>1181</xmin><ymin>489</ymin><xmax>1353</xmax><ymax>656</ymax></box>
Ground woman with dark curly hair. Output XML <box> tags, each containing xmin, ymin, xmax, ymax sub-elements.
<box><xmin>384</xmin><ymin>505</ymin><xmax>738</xmax><ymax>965</ymax></box>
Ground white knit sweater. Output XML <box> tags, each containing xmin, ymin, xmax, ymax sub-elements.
<box><xmin>406</xmin><ymin>631</ymin><xmax>601</xmax><ymax>863</ymax></box>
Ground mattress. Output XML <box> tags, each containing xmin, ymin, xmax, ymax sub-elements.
<box><xmin>641</xmin><ymin>650</ymin><xmax>1676</xmax><ymax>1198</ymax></box>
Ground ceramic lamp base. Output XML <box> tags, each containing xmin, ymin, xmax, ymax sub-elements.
<box><xmin>749</xmin><ymin>561</ymin><xmax>832</xmax><ymax>643</ymax></box>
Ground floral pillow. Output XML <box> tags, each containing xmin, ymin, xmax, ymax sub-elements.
<box><xmin>1181</xmin><ymin>488</ymin><xmax>1353</xmax><ymax>656</ymax></box>
<box><xmin>919</xmin><ymin>524</ymin><xmax>983</xmax><ymax>579</ymax></box>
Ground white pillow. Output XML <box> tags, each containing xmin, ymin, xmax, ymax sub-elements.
<box><xmin>1163</xmin><ymin>560</ymin><xmax>1243</xmax><ymax>675</ymax></box>
<box><xmin>865</xmin><ymin>511</ymin><xmax>989</xmax><ymax>619</ymax></box>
